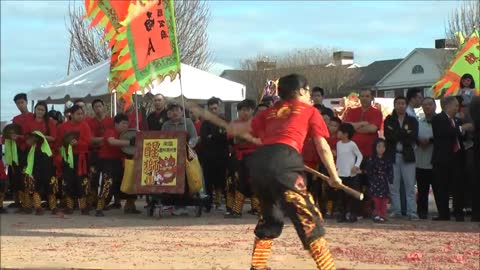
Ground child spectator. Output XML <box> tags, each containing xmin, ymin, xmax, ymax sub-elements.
<box><xmin>366</xmin><ymin>138</ymin><xmax>393</xmax><ymax>223</ymax></box>
<box><xmin>336</xmin><ymin>123</ymin><xmax>363</xmax><ymax>222</ymax></box>
<box><xmin>323</xmin><ymin>117</ymin><xmax>342</xmax><ymax>218</ymax></box>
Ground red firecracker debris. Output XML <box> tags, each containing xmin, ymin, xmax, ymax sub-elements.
<box><xmin>449</xmin><ymin>255</ymin><xmax>466</xmax><ymax>264</ymax></box>
<box><xmin>406</xmin><ymin>251</ymin><xmax>423</xmax><ymax>261</ymax></box>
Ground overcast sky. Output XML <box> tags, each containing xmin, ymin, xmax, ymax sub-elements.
<box><xmin>0</xmin><ymin>0</ymin><xmax>459</xmax><ymax>121</ymax></box>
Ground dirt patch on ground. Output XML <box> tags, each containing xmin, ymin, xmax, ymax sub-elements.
<box><xmin>1</xmin><ymin>204</ymin><xmax>479</xmax><ymax>270</ymax></box>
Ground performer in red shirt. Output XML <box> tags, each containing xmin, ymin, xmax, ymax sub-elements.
<box><xmin>24</xmin><ymin>101</ymin><xmax>58</xmax><ymax>214</ymax></box>
<box><xmin>95</xmin><ymin>113</ymin><xmax>135</xmax><ymax>217</ymax></box>
<box><xmin>25</xmin><ymin>101</ymin><xmax>57</xmax><ymax>147</ymax></box>
<box><xmin>86</xmin><ymin>99</ymin><xmax>114</xmax><ymax>209</ymax></box>
<box><xmin>23</xmin><ymin>131</ymin><xmax>56</xmax><ymax>215</ymax></box>
<box><xmin>9</xmin><ymin>93</ymin><xmax>34</xmax><ymax>211</ymax></box>
<box><xmin>56</xmin><ymin>105</ymin><xmax>92</xmax><ymax>215</ymax></box>
<box><xmin>224</xmin><ymin>99</ymin><xmax>259</xmax><ymax>218</ymax></box>
<box><xmin>244</xmin><ymin>74</ymin><xmax>341</xmax><ymax>270</ymax></box>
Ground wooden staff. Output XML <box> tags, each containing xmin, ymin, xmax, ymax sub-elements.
<box><xmin>304</xmin><ymin>165</ymin><xmax>364</xmax><ymax>201</ymax></box>
<box><xmin>185</xmin><ymin>100</ymin><xmax>364</xmax><ymax>201</ymax></box>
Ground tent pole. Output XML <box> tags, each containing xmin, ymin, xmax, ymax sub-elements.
<box><xmin>113</xmin><ymin>92</ymin><xmax>117</xmax><ymax>116</ymax></box>
<box><xmin>179</xmin><ymin>73</ymin><xmax>187</xmax><ymax>131</ymax></box>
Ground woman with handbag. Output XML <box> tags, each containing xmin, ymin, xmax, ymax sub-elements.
<box><xmin>384</xmin><ymin>96</ymin><xmax>419</xmax><ymax>220</ymax></box>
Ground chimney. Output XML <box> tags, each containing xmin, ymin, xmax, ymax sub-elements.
<box><xmin>435</xmin><ymin>39</ymin><xmax>457</xmax><ymax>50</ymax></box>
<box><xmin>333</xmin><ymin>51</ymin><xmax>354</xmax><ymax>66</ymax></box>
<box><xmin>256</xmin><ymin>60</ymin><xmax>276</xmax><ymax>70</ymax></box>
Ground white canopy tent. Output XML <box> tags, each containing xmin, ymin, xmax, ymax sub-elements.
<box><xmin>27</xmin><ymin>60</ymin><xmax>246</xmax><ymax>104</ymax></box>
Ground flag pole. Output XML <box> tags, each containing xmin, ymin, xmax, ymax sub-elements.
<box><xmin>179</xmin><ymin>72</ymin><xmax>187</xmax><ymax>131</ymax></box>
<box><xmin>135</xmin><ymin>93</ymin><xmax>139</xmax><ymax>131</ymax></box>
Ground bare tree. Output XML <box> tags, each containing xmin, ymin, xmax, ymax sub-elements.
<box><xmin>238</xmin><ymin>48</ymin><xmax>359</xmax><ymax>100</ymax></box>
<box><xmin>174</xmin><ymin>0</ymin><xmax>212</xmax><ymax>70</ymax></box>
<box><xmin>275</xmin><ymin>47</ymin><xmax>335</xmax><ymax>68</ymax></box>
<box><xmin>445</xmin><ymin>1</ymin><xmax>480</xmax><ymax>44</ymax></box>
<box><xmin>67</xmin><ymin>4</ymin><xmax>110</xmax><ymax>72</ymax></box>
<box><xmin>66</xmin><ymin>0</ymin><xmax>212</xmax><ymax>72</ymax></box>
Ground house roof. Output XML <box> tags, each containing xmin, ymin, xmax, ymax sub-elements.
<box><xmin>415</xmin><ymin>48</ymin><xmax>454</xmax><ymax>69</ymax></box>
<box><xmin>375</xmin><ymin>48</ymin><xmax>454</xmax><ymax>87</ymax></box>
<box><xmin>353</xmin><ymin>59</ymin><xmax>403</xmax><ymax>89</ymax></box>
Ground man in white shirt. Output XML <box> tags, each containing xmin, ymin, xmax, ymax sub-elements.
<box><xmin>406</xmin><ymin>88</ymin><xmax>423</xmax><ymax>118</ymax></box>
<box><xmin>415</xmin><ymin>97</ymin><xmax>436</xmax><ymax>219</ymax></box>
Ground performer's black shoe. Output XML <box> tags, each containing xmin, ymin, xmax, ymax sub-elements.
<box><xmin>95</xmin><ymin>210</ymin><xmax>105</xmax><ymax>217</ymax></box>
<box><xmin>106</xmin><ymin>203</ymin><xmax>122</xmax><ymax>210</ymax></box>
<box><xmin>22</xmin><ymin>208</ymin><xmax>33</xmax><ymax>214</ymax></box>
<box><xmin>0</xmin><ymin>208</ymin><xmax>8</xmax><ymax>214</ymax></box>
<box><xmin>81</xmin><ymin>209</ymin><xmax>90</xmax><ymax>216</ymax></box>
<box><xmin>125</xmin><ymin>208</ymin><xmax>142</xmax><ymax>214</ymax></box>
<box><xmin>455</xmin><ymin>216</ymin><xmax>465</xmax><ymax>222</ymax></box>
<box><xmin>224</xmin><ymin>212</ymin><xmax>241</xmax><ymax>218</ymax></box>
<box><xmin>432</xmin><ymin>216</ymin><xmax>450</xmax><ymax>221</ymax></box>
<box><xmin>64</xmin><ymin>208</ymin><xmax>74</xmax><ymax>215</ymax></box>
<box><xmin>51</xmin><ymin>208</ymin><xmax>59</xmax><ymax>215</ymax></box>
<box><xmin>7</xmin><ymin>202</ymin><xmax>21</xmax><ymax>208</ymax></box>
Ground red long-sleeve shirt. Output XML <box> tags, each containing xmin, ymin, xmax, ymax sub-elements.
<box><xmin>12</xmin><ymin>112</ymin><xmax>34</xmax><ymax>152</ymax></box>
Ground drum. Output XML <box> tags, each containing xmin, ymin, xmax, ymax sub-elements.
<box><xmin>120</xmin><ymin>129</ymin><xmax>138</xmax><ymax>156</ymax></box>
<box><xmin>120</xmin><ymin>159</ymin><xmax>136</xmax><ymax>194</ymax></box>
<box><xmin>2</xmin><ymin>124</ymin><xmax>21</xmax><ymax>139</ymax></box>
<box><xmin>185</xmin><ymin>145</ymin><xmax>203</xmax><ymax>194</ymax></box>
<box><xmin>62</xmin><ymin>131</ymin><xmax>79</xmax><ymax>147</ymax></box>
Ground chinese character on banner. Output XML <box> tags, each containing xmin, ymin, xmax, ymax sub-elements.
<box><xmin>141</xmin><ymin>139</ymin><xmax>178</xmax><ymax>187</ymax></box>
<box><xmin>87</xmin><ymin>0</ymin><xmax>181</xmax><ymax>109</ymax></box>
<box><xmin>134</xmin><ymin>1</ymin><xmax>172</xmax><ymax>69</ymax></box>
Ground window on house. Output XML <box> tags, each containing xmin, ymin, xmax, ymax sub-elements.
<box><xmin>412</xmin><ymin>65</ymin><xmax>424</xmax><ymax>74</ymax></box>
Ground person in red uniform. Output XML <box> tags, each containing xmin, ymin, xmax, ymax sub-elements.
<box><xmin>95</xmin><ymin>113</ymin><xmax>135</xmax><ymax>217</ymax></box>
<box><xmin>74</xmin><ymin>99</ymin><xmax>92</xmax><ymax>122</ymax></box>
<box><xmin>323</xmin><ymin>117</ymin><xmax>342</xmax><ymax>218</ymax></box>
<box><xmin>56</xmin><ymin>105</ymin><xmax>92</xmax><ymax>215</ymax></box>
<box><xmin>302</xmin><ymin>104</ymin><xmax>326</xmax><ymax>211</ymax></box>
<box><xmin>0</xmin><ymin>143</ymin><xmax>8</xmax><ymax>214</ymax></box>
<box><xmin>24</xmin><ymin>101</ymin><xmax>58</xmax><ymax>214</ymax></box>
<box><xmin>86</xmin><ymin>99</ymin><xmax>114</xmax><ymax>209</ymax></box>
<box><xmin>243</xmin><ymin>74</ymin><xmax>341</xmax><ymax>270</ymax></box>
<box><xmin>8</xmin><ymin>93</ymin><xmax>34</xmax><ymax>211</ymax></box>
<box><xmin>343</xmin><ymin>89</ymin><xmax>383</xmax><ymax>218</ymax></box>
<box><xmin>224</xmin><ymin>99</ymin><xmax>259</xmax><ymax>218</ymax></box>
<box><xmin>118</xmin><ymin>97</ymin><xmax>146</xmax><ymax>131</ymax></box>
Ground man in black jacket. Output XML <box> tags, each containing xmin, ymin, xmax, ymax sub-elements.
<box><xmin>469</xmin><ymin>96</ymin><xmax>480</xmax><ymax>222</ymax></box>
<box><xmin>383</xmin><ymin>96</ymin><xmax>419</xmax><ymax>220</ymax></box>
<box><xmin>431</xmin><ymin>96</ymin><xmax>471</xmax><ymax>221</ymax></box>
<box><xmin>146</xmin><ymin>94</ymin><xmax>169</xmax><ymax>131</ymax></box>
<box><xmin>200</xmin><ymin>97</ymin><xmax>229</xmax><ymax>210</ymax></box>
